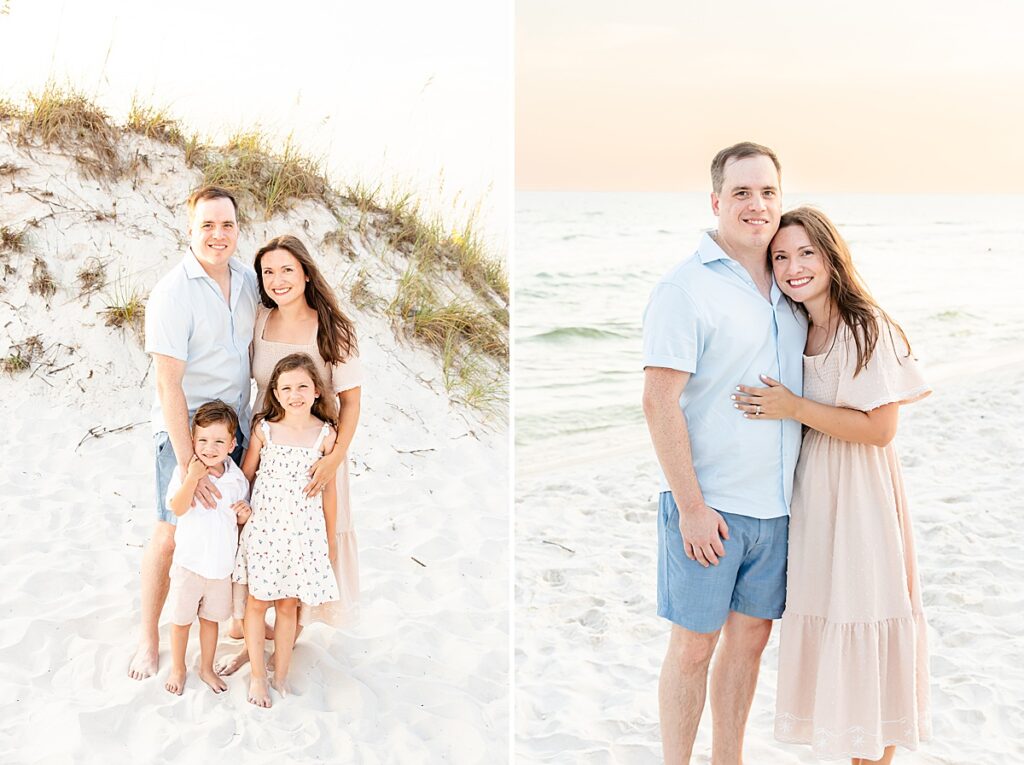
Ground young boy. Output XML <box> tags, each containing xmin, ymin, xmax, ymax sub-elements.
<box><xmin>164</xmin><ymin>400</ymin><xmax>252</xmax><ymax>695</ymax></box>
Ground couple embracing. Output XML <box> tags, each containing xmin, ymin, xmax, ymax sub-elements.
<box><xmin>127</xmin><ymin>186</ymin><xmax>362</xmax><ymax>707</ymax></box>
<box><xmin>643</xmin><ymin>143</ymin><xmax>931</xmax><ymax>763</ymax></box>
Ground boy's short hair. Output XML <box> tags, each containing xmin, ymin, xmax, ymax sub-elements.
<box><xmin>191</xmin><ymin>400</ymin><xmax>240</xmax><ymax>439</ymax></box>
<box><xmin>187</xmin><ymin>185</ymin><xmax>238</xmax><ymax>221</ymax></box>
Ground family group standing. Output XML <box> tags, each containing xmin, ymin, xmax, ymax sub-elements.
<box><xmin>126</xmin><ymin>186</ymin><xmax>363</xmax><ymax>708</ymax></box>
<box><xmin>643</xmin><ymin>143</ymin><xmax>931</xmax><ymax>763</ymax></box>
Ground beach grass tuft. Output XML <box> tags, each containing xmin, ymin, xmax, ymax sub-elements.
<box><xmin>29</xmin><ymin>257</ymin><xmax>57</xmax><ymax>298</ymax></box>
<box><xmin>17</xmin><ymin>82</ymin><xmax>121</xmax><ymax>180</ymax></box>
<box><xmin>77</xmin><ymin>259</ymin><xmax>107</xmax><ymax>296</ymax></box>
<box><xmin>2</xmin><ymin>334</ymin><xmax>43</xmax><ymax>375</ymax></box>
<box><xmin>199</xmin><ymin>130</ymin><xmax>332</xmax><ymax>218</ymax></box>
<box><xmin>102</xmin><ymin>279</ymin><xmax>146</xmax><ymax>338</ymax></box>
<box><xmin>125</xmin><ymin>98</ymin><xmax>185</xmax><ymax>147</ymax></box>
<box><xmin>1</xmin><ymin>225</ymin><xmax>27</xmax><ymax>253</ymax></box>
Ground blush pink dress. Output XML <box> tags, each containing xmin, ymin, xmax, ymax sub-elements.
<box><xmin>774</xmin><ymin>318</ymin><xmax>932</xmax><ymax>760</ymax></box>
<box><xmin>248</xmin><ymin>304</ymin><xmax>363</xmax><ymax>627</ymax></box>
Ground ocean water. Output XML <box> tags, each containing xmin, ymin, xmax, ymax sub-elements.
<box><xmin>515</xmin><ymin>192</ymin><xmax>1024</xmax><ymax>463</ymax></box>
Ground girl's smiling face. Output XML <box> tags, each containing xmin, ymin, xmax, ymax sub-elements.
<box><xmin>273</xmin><ymin>368</ymin><xmax>319</xmax><ymax>412</ymax></box>
<box><xmin>771</xmin><ymin>224</ymin><xmax>830</xmax><ymax>304</ymax></box>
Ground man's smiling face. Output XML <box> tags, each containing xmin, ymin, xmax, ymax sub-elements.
<box><xmin>711</xmin><ymin>154</ymin><xmax>781</xmax><ymax>253</ymax></box>
<box><xmin>189</xmin><ymin>196</ymin><xmax>238</xmax><ymax>269</ymax></box>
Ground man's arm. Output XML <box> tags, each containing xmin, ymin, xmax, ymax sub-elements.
<box><xmin>152</xmin><ymin>353</ymin><xmax>219</xmax><ymax>508</ymax></box>
<box><xmin>642</xmin><ymin>367</ymin><xmax>730</xmax><ymax>568</ymax></box>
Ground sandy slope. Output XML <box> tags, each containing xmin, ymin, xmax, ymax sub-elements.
<box><xmin>0</xmin><ymin>126</ymin><xmax>508</xmax><ymax>764</ymax></box>
<box><xmin>516</xmin><ymin>351</ymin><xmax>1024</xmax><ymax>764</ymax></box>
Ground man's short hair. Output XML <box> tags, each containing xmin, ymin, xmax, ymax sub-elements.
<box><xmin>187</xmin><ymin>186</ymin><xmax>238</xmax><ymax>221</ymax></box>
<box><xmin>191</xmin><ymin>400</ymin><xmax>239</xmax><ymax>439</ymax></box>
<box><xmin>710</xmin><ymin>142</ymin><xmax>781</xmax><ymax>194</ymax></box>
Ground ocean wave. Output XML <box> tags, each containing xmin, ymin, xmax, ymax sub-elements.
<box><xmin>526</xmin><ymin>326</ymin><xmax>635</xmax><ymax>342</ymax></box>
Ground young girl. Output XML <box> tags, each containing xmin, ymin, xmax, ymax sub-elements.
<box><xmin>731</xmin><ymin>207</ymin><xmax>931</xmax><ymax>763</ymax></box>
<box><xmin>233</xmin><ymin>353</ymin><xmax>342</xmax><ymax>708</ymax></box>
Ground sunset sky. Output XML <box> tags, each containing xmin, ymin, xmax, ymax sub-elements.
<box><xmin>517</xmin><ymin>1</ymin><xmax>1024</xmax><ymax>192</ymax></box>
<box><xmin>0</xmin><ymin>0</ymin><xmax>511</xmax><ymax>242</ymax></box>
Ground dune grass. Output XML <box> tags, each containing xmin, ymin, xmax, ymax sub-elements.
<box><xmin>77</xmin><ymin>258</ymin><xmax>107</xmax><ymax>296</ymax></box>
<box><xmin>102</xmin><ymin>278</ymin><xmax>146</xmax><ymax>338</ymax></box>
<box><xmin>1</xmin><ymin>225</ymin><xmax>27</xmax><ymax>253</ymax></box>
<box><xmin>125</xmin><ymin>98</ymin><xmax>185</xmax><ymax>147</ymax></box>
<box><xmin>17</xmin><ymin>82</ymin><xmax>120</xmax><ymax>180</ymax></box>
<box><xmin>2</xmin><ymin>334</ymin><xmax>43</xmax><ymax>375</ymax></box>
<box><xmin>199</xmin><ymin>130</ymin><xmax>332</xmax><ymax>218</ymax></box>
<box><xmin>388</xmin><ymin>262</ymin><xmax>507</xmax><ymax>415</ymax></box>
<box><xmin>29</xmin><ymin>257</ymin><xmax>57</xmax><ymax>298</ymax></box>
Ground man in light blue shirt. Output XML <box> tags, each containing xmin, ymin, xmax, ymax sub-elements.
<box><xmin>642</xmin><ymin>143</ymin><xmax>806</xmax><ymax>763</ymax></box>
<box><xmin>128</xmin><ymin>186</ymin><xmax>258</xmax><ymax>681</ymax></box>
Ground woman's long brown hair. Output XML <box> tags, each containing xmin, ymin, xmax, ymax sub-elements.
<box><xmin>255</xmin><ymin>353</ymin><xmax>338</xmax><ymax>427</ymax></box>
<box><xmin>255</xmin><ymin>235</ymin><xmax>357</xmax><ymax>364</ymax></box>
<box><xmin>774</xmin><ymin>206</ymin><xmax>910</xmax><ymax>375</ymax></box>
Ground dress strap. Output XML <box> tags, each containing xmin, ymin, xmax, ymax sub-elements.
<box><xmin>311</xmin><ymin>422</ymin><xmax>330</xmax><ymax>453</ymax></box>
<box><xmin>260</xmin><ymin>419</ymin><xmax>273</xmax><ymax>445</ymax></box>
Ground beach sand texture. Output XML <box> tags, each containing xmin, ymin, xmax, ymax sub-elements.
<box><xmin>516</xmin><ymin>351</ymin><xmax>1024</xmax><ymax>764</ymax></box>
<box><xmin>0</xmin><ymin>123</ymin><xmax>508</xmax><ymax>763</ymax></box>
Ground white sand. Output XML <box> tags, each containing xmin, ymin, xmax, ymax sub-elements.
<box><xmin>0</xmin><ymin>126</ymin><xmax>508</xmax><ymax>763</ymax></box>
<box><xmin>516</xmin><ymin>350</ymin><xmax>1024</xmax><ymax>764</ymax></box>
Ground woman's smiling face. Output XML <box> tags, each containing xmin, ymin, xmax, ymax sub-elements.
<box><xmin>260</xmin><ymin>248</ymin><xmax>308</xmax><ymax>307</ymax></box>
<box><xmin>771</xmin><ymin>224</ymin><xmax>830</xmax><ymax>304</ymax></box>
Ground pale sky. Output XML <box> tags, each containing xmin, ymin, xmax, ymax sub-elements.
<box><xmin>517</xmin><ymin>0</ymin><xmax>1024</xmax><ymax>192</ymax></box>
<box><xmin>0</xmin><ymin>0</ymin><xmax>511</xmax><ymax>246</ymax></box>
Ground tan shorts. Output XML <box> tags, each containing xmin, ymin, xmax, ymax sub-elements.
<box><xmin>167</xmin><ymin>564</ymin><xmax>232</xmax><ymax>625</ymax></box>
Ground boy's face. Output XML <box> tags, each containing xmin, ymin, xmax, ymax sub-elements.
<box><xmin>192</xmin><ymin>422</ymin><xmax>236</xmax><ymax>467</ymax></box>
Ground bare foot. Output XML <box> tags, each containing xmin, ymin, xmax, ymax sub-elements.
<box><xmin>164</xmin><ymin>666</ymin><xmax>186</xmax><ymax>695</ymax></box>
<box><xmin>128</xmin><ymin>644</ymin><xmax>159</xmax><ymax>680</ymax></box>
<box><xmin>215</xmin><ymin>648</ymin><xmax>249</xmax><ymax>676</ymax></box>
<box><xmin>199</xmin><ymin>667</ymin><xmax>228</xmax><ymax>693</ymax></box>
<box><xmin>270</xmin><ymin>675</ymin><xmax>291</xmax><ymax>698</ymax></box>
<box><xmin>248</xmin><ymin>676</ymin><xmax>272</xmax><ymax>708</ymax></box>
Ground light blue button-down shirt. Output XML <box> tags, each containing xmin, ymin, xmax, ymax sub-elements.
<box><xmin>144</xmin><ymin>248</ymin><xmax>259</xmax><ymax>440</ymax></box>
<box><xmin>642</xmin><ymin>232</ymin><xmax>807</xmax><ymax>519</ymax></box>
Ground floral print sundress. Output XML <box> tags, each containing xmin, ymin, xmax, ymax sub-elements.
<box><xmin>233</xmin><ymin>419</ymin><xmax>340</xmax><ymax>606</ymax></box>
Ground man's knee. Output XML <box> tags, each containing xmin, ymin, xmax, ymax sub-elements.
<box><xmin>723</xmin><ymin>612</ymin><xmax>772</xmax><ymax>655</ymax></box>
<box><xmin>149</xmin><ymin>522</ymin><xmax>176</xmax><ymax>558</ymax></box>
<box><xmin>666</xmin><ymin>624</ymin><xmax>719</xmax><ymax>669</ymax></box>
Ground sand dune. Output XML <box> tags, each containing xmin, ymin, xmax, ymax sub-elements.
<box><xmin>0</xmin><ymin>120</ymin><xmax>508</xmax><ymax>764</ymax></box>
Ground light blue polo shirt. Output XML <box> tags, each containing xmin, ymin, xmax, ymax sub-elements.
<box><xmin>144</xmin><ymin>248</ymin><xmax>259</xmax><ymax>440</ymax></box>
<box><xmin>642</xmin><ymin>232</ymin><xmax>807</xmax><ymax>519</ymax></box>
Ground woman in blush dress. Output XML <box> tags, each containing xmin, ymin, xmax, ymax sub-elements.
<box><xmin>218</xmin><ymin>234</ymin><xmax>362</xmax><ymax>675</ymax></box>
<box><xmin>732</xmin><ymin>207</ymin><xmax>931</xmax><ymax>764</ymax></box>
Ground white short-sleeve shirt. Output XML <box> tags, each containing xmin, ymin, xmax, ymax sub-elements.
<box><xmin>642</xmin><ymin>232</ymin><xmax>807</xmax><ymax>519</ymax></box>
<box><xmin>166</xmin><ymin>459</ymin><xmax>249</xmax><ymax>579</ymax></box>
<box><xmin>145</xmin><ymin>248</ymin><xmax>259</xmax><ymax>440</ymax></box>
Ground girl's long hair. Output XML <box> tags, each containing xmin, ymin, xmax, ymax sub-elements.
<box><xmin>255</xmin><ymin>353</ymin><xmax>338</xmax><ymax>426</ymax></box>
<box><xmin>255</xmin><ymin>235</ymin><xmax>357</xmax><ymax>364</ymax></box>
<box><xmin>775</xmin><ymin>206</ymin><xmax>910</xmax><ymax>375</ymax></box>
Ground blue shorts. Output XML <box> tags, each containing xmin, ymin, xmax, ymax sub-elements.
<box><xmin>657</xmin><ymin>491</ymin><xmax>788</xmax><ymax>634</ymax></box>
<box><xmin>154</xmin><ymin>432</ymin><xmax>245</xmax><ymax>525</ymax></box>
